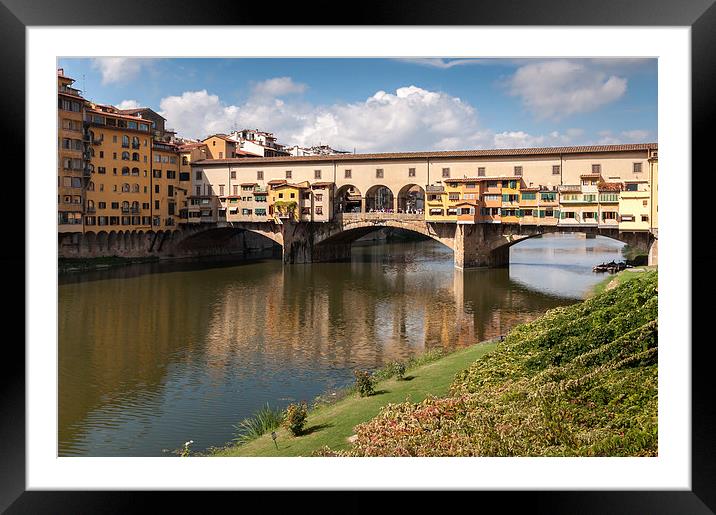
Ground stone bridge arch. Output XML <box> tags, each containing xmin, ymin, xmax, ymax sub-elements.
<box><xmin>165</xmin><ymin>222</ymin><xmax>283</xmax><ymax>258</ymax></box>
<box><xmin>461</xmin><ymin>224</ymin><xmax>655</xmax><ymax>269</ymax></box>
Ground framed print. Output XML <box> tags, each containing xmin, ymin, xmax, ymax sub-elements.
<box><xmin>4</xmin><ymin>0</ymin><xmax>714</xmax><ymax>511</ymax></box>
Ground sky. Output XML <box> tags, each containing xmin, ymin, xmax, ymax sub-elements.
<box><xmin>57</xmin><ymin>57</ymin><xmax>657</xmax><ymax>153</ymax></box>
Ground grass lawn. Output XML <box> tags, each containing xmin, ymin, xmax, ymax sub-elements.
<box><xmin>212</xmin><ymin>341</ymin><xmax>497</xmax><ymax>457</ymax></box>
<box><xmin>589</xmin><ymin>266</ymin><xmax>658</xmax><ymax>297</ymax></box>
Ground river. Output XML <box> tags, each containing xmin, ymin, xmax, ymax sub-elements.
<box><xmin>58</xmin><ymin>233</ymin><xmax>624</xmax><ymax>456</ymax></box>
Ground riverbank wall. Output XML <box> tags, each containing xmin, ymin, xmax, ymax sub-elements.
<box><xmin>58</xmin><ymin>229</ymin><xmax>278</xmax><ymax>260</ymax></box>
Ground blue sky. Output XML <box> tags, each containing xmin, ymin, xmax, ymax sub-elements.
<box><xmin>57</xmin><ymin>57</ymin><xmax>657</xmax><ymax>152</ymax></box>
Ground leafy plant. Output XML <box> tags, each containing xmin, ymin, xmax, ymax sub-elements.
<box><xmin>233</xmin><ymin>403</ymin><xmax>284</xmax><ymax>445</ymax></box>
<box><xmin>283</xmin><ymin>402</ymin><xmax>308</xmax><ymax>436</ymax></box>
<box><xmin>391</xmin><ymin>361</ymin><xmax>407</xmax><ymax>380</ymax></box>
<box><xmin>354</xmin><ymin>370</ymin><xmax>375</xmax><ymax>397</ymax></box>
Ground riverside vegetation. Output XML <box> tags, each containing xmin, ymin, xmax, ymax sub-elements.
<box><xmin>213</xmin><ymin>270</ymin><xmax>657</xmax><ymax>457</ymax></box>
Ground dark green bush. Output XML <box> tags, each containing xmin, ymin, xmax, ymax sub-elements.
<box><xmin>354</xmin><ymin>370</ymin><xmax>375</xmax><ymax>397</ymax></box>
<box><xmin>283</xmin><ymin>402</ymin><xmax>308</xmax><ymax>436</ymax></box>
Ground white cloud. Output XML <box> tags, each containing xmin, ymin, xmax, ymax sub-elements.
<box><xmin>159</xmin><ymin>90</ymin><xmax>239</xmax><ymax>137</ymax></box>
<box><xmin>251</xmin><ymin>77</ymin><xmax>307</xmax><ymax>97</ymax></box>
<box><xmin>160</xmin><ymin>84</ymin><xmax>486</xmax><ymax>152</ymax></box>
<box><xmin>116</xmin><ymin>99</ymin><xmax>141</xmax><ymax>110</ymax></box>
<box><xmin>158</xmin><ymin>83</ymin><xmax>649</xmax><ymax>152</ymax></box>
<box><xmin>507</xmin><ymin>60</ymin><xmax>627</xmax><ymax>120</ymax></box>
<box><xmin>395</xmin><ymin>58</ymin><xmax>490</xmax><ymax>69</ymax></box>
<box><xmin>91</xmin><ymin>58</ymin><xmax>153</xmax><ymax>85</ymax></box>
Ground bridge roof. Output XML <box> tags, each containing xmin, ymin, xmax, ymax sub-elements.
<box><xmin>192</xmin><ymin>143</ymin><xmax>658</xmax><ymax>166</ymax></box>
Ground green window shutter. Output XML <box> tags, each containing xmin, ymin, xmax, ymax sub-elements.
<box><xmin>502</xmin><ymin>194</ymin><xmax>508</xmax><ymax>202</ymax></box>
<box><xmin>539</xmin><ymin>209</ymin><xmax>545</xmax><ymax>218</ymax></box>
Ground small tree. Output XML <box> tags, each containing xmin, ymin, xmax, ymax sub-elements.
<box><xmin>354</xmin><ymin>370</ymin><xmax>375</xmax><ymax>397</ymax></box>
<box><xmin>283</xmin><ymin>402</ymin><xmax>308</xmax><ymax>436</ymax></box>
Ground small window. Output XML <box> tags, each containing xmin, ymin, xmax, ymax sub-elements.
<box><xmin>478</xmin><ymin>167</ymin><xmax>485</xmax><ymax>177</ymax></box>
<box><xmin>592</xmin><ymin>164</ymin><xmax>601</xmax><ymax>174</ymax></box>
<box><xmin>552</xmin><ymin>165</ymin><xmax>560</xmax><ymax>175</ymax></box>
<box><xmin>376</xmin><ymin>169</ymin><xmax>383</xmax><ymax>179</ymax></box>
<box><xmin>345</xmin><ymin>169</ymin><xmax>352</xmax><ymax>179</ymax></box>
<box><xmin>514</xmin><ymin>166</ymin><xmax>523</xmax><ymax>176</ymax></box>
<box><xmin>286</xmin><ymin>170</ymin><xmax>292</xmax><ymax>179</ymax></box>
<box><xmin>408</xmin><ymin>168</ymin><xmax>416</xmax><ymax>177</ymax></box>
<box><xmin>442</xmin><ymin>168</ymin><xmax>450</xmax><ymax>178</ymax></box>
<box><xmin>633</xmin><ymin>162</ymin><xmax>642</xmax><ymax>173</ymax></box>
<box><xmin>231</xmin><ymin>171</ymin><xmax>236</xmax><ymax>179</ymax></box>
<box><xmin>257</xmin><ymin>171</ymin><xmax>264</xmax><ymax>180</ymax></box>
<box><xmin>314</xmin><ymin>170</ymin><xmax>321</xmax><ymax>179</ymax></box>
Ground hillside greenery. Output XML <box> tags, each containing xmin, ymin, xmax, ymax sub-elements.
<box><xmin>317</xmin><ymin>270</ymin><xmax>658</xmax><ymax>457</ymax></box>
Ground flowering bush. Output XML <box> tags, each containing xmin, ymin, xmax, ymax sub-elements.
<box><xmin>283</xmin><ymin>402</ymin><xmax>308</xmax><ymax>436</ymax></box>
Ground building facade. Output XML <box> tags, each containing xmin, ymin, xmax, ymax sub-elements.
<box><xmin>57</xmin><ymin>69</ymin><xmax>88</xmax><ymax>232</ymax></box>
<box><xmin>188</xmin><ymin>143</ymin><xmax>658</xmax><ymax>234</ymax></box>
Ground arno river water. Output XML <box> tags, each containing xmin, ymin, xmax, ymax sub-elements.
<box><xmin>58</xmin><ymin>233</ymin><xmax>624</xmax><ymax>456</ymax></box>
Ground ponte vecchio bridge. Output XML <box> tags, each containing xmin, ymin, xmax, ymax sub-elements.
<box><xmin>61</xmin><ymin>144</ymin><xmax>659</xmax><ymax>268</ymax></box>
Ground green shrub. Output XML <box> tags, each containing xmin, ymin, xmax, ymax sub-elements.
<box><xmin>354</xmin><ymin>370</ymin><xmax>375</xmax><ymax>397</ymax></box>
<box><xmin>233</xmin><ymin>403</ymin><xmax>284</xmax><ymax>445</ymax></box>
<box><xmin>283</xmin><ymin>402</ymin><xmax>308</xmax><ymax>436</ymax></box>
<box><xmin>391</xmin><ymin>361</ymin><xmax>407</xmax><ymax>380</ymax></box>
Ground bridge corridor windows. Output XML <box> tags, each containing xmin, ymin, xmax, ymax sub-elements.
<box><xmin>365</xmin><ymin>185</ymin><xmax>394</xmax><ymax>212</ymax></box>
<box><xmin>335</xmin><ymin>185</ymin><xmax>362</xmax><ymax>214</ymax></box>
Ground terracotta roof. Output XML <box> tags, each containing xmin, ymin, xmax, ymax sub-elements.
<box><xmin>272</xmin><ymin>183</ymin><xmax>310</xmax><ymax>190</ymax></box>
<box><xmin>598</xmin><ymin>182</ymin><xmax>623</xmax><ymax>191</ymax></box>
<box><xmin>192</xmin><ymin>143</ymin><xmax>657</xmax><ymax>166</ymax></box>
<box><xmin>267</xmin><ymin>179</ymin><xmax>287</xmax><ymax>185</ymax></box>
<box><xmin>453</xmin><ymin>201</ymin><xmax>479</xmax><ymax>207</ymax></box>
<box><xmin>203</xmin><ymin>134</ymin><xmax>236</xmax><ymax>143</ymax></box>
<box><xmin>311</xmin><ymin>182</ymin><xmax>335</xmax><ymax>187</ymax></box>
<box><xmin>179</xmin><ymin>143</ymin><xmax>208</xmax><ymax>151</ymax></box>
<box><xmin>240</xmin><ymin>182</ymin><xmax>259</xmax><ymax>186</ymax></box>
<box><xmin>580</xmin><ymin>173</ymin><xmax>603</xmax><ymax>178</ymax></box>
<box><xmin>520</xmin><ymin>187</ymin><xmax>541</xmax><ymax>192</ymax></box>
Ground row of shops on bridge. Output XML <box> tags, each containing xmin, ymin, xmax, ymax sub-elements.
<box><xmin>186</xmin><ymin>172</ymin><xmax>655</xmax><ymax>232</ymax></box>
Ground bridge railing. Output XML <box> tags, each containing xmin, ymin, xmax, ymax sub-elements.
<box><xmin>335</xmin><ymin>212</ymin><xmax>425</xmax><ymax>222</ymax></box>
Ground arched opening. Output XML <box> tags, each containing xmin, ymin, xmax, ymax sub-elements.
<box><xmin>174</xmin><ymin>227</ymin><xmax>281</xmax><ymax>258</ymax></box>
<box><xmin>365</xmin><ymin>185</ymin><xmax>395</xmax><ymax>212</ymax></box>
<box><xmin>334</xmin><ymin>185</ymin><xmax>362</xmax><ymax>214</ymax></box>
<box><xmin>506</xmin><ymin>232</ymin><xmax>630</xmax><ymax>298</ymax></box>
<box><xmin>397</xmin><ymin>184</ymin><xmax>425</xmax><ymax>214</ymax></box>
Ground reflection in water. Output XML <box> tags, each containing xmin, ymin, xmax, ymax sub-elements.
<box><xmin>58</xmin><ymin>233</ymin><xmax>624</xmax><ymax>456</ymax></box>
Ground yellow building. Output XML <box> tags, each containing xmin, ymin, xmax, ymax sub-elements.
<box><xmin>202</xmin><ymin>134</ymin><xmax>238</xmax><ymax>159</ymax></box>
<box><xmin>57</xmin><ymin>69</ymin><xmax>87</xmax><ymax>232</ymax></box>
<box><xmin>619</xmin><ymin>180</ymin><xmax>651</xmax><ymax>231</ymax></box>
<box><xmin>500</xmin><ymin>178</ymin><xmax>521</xmax><ymax>224</ymax></box>
<box><xmin>268</xmin><ymin>181</ymin><xmax>310</xmax><ymax>221</ymax></box>
<box><xmin>83</xmin><ymin>103</ymin><xmax>153</xmax><ymax>231</ymax></box>
<box><xmin>649</xmin><ymin>149</ymin><xmax>658</xmax><ymax>231</ymax></box>
<box><xmin>152</xmin><ymin>141</ymin><xmax>188</xmax><ymax>229</ymax></box>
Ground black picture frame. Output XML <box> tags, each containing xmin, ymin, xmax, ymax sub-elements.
<box><xmin>4</xmin><ymin>0</ymin><xmax>711</xmax><ymax>512</ymax></box>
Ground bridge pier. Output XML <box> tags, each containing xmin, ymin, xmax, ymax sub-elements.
<box><xmin>453</xmin><ymin>224</ymin><xmax>509</xmax><ymax>269</ymax></box>
<box><xmin>648</xmin><ymin>233</ymin><xmax>658</xmax><ymax>266</ymax></box>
